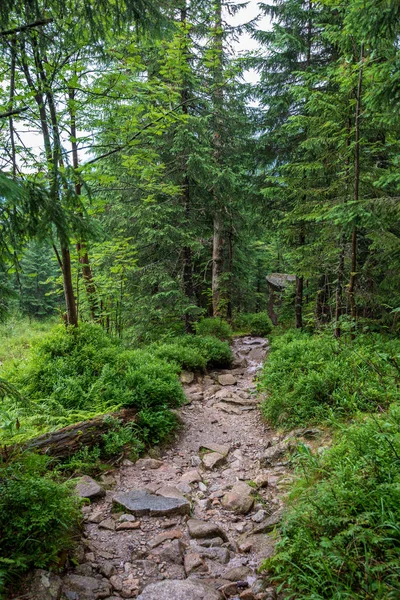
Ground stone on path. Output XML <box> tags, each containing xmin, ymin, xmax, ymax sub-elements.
<box><xmin>260</xmin><ymin>441</ymin><xmax>292</xmax><ymax>467</ymax></box>
<box><xmin>218</xmin><ymin>373</ymin><xmax>237</xmax><ymax>386</ymax></box>
<box><xmin>200</xmin><ymin>442</ymin><xmax>230</xmax><ymax>456</ymax></box>
<box><xmin>252</xmin><ymin>509</ymin><xmax>284</xmax><ymax>534</ymax></box>
<box><xmin>187</xmin><ymin>518</ymin><xmax>228</xmax><ymax>541</ymax></box>
<box><xmin>184</xmin><ymin>552</ymin><xmax>206</xmax><ymax>575</ymax></box>
<box><xmin>116</xmin><ymin>520</ymin><xmax>141</xmax><ymax>531</ymax></box>
<box><xmin>214</xmin><ymin>402</ymin><xmax>241</xmax><ymax>415</ymax></box>
<box><xmin>148</xmin><ymin>528</ymin><xmax>182</xmax><ymax>548</ymax></box>
<box><xmin>137</xmin><ymin>579</ymin><xmax>222</xmax><ymax>600</ymax></box>
<box><xmin>181</xmin><ymin>468</ymin><xmax>202</xmax><ymax>484</ymax></box>
<box><xmin>75</xmin><ymin>475</ymin><xmax>105</xmax><ymax>500</ymax></box>
<box><xmin>221</xmin><ymin>481</ymin><xmax>254</xmax><ymax>514</ymax></box>
<box><xmin>98</xmin><ymin>517</ymin><xmax>115</xmax><ymax>531</ymax></box>
<box><xmin>223</xmin><ymin>565</ymin><xmax>252</xmax><ymax>581</ymax></box>
<box><xmin>113</xmin><ymin>489</ymin><xmax>190</xmax><ymax>516</ymax></box>
<box><xmin>180</xmin><ymin>371</ymin><xmax>195</xmax><ymax>384</ymax></box>
<box><xmin>28</xmin><ymin>570</ymin><xmax>62</xmax><ymax>600</ymax></box>
<box><xmin>62</xmin><ymin>574</ymin><xmax>111</xmax><ymax>600</ymax></box>
<box><xmin>135</xmin><ymin>458</ymin><xmax>163</xmax><ymax>470</ymax></box>
<box><xmin>202</xmin><ymin>451</ymin><xmax>226</xmax><ymax>470</ymax></box>
<box><xmin>156</xmin><ymin>485</ymin><xmax>186</xmax><ymax>500</ymax></box>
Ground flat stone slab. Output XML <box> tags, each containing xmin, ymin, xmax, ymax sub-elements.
<box><xmin>218</xmin><ymin>374</ymin><xmax>237</xmax><ymax>386</ymax></box>
<box><xmin>200</xmin><ymin>442</ymin><xmax>230</xmax><ymax>456</ymax></box>
<box><xmin>214</xmin><ymin>402</ymin><xmax>241</xmax><ymax>415</ymax></box>
<box><xmin>221</xmin><ymin>482</ymin><xmax>254</xmax><ymax>515</ymax></box>
<box><xmin>137</xmin><ymin>579</ymin><xmax>222</xmax><ymax>600</ymax></box>
<box><xmin>202</xmin><ymin>452</ymin><xmax>226</xmax><ymax>470</ymax></box>
<box><xmin>75</xmin><ymin>476</ymin><xmax>105</xmax><ymax>500</ymax></box>
<box><xmin>187</xmin><ymin>518</ymin><xmax>228</xmax><ymax>541</ymax></box>
<box><xmin>113</xmin><ymin>489</ymin><xmax>190</xmax><ymax>517</ymax></box>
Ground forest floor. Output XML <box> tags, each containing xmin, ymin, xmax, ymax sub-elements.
<box><xmin>18</xmin><ymin>337</ymin><xmax>297</xmax><ymax>600</ymax></box>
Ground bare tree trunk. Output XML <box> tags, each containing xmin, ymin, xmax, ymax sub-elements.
<box><xmin>69</xmin><ymin>87</ymin><xmax>98</xmax><ymax>321</ymax></box>
<box><xmin>211</xmin><ymin>0</ymin><xmax>225</xmax><ymax>318</ymax></box>
<box><xmin>348</xmin><ymin>45</ymin><xmax>364</xmax><ymax>338</ymax></box>
<box><xmin>295</xmin><ymin>228</ymin><xmax>305</xmax><ymax>329</ymax></box>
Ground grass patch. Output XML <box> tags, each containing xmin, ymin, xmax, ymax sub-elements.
<box><xmin>264</xmin><ymin>407</ymin><xmax>400</xmax><ymax>599</ymax></box>
<box><xmin>259</xmin><ymin>329</ymin><xmax>400</xmax><ymax>429</ymax></box>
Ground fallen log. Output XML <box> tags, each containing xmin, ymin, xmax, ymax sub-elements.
<box><xmin>20</xmin><ymin>408</ymin><xmax>137</xmax><ymax>459</ymax></box>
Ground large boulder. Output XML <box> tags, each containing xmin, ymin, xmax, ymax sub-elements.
<box><xmin>137</xmin><ymin>580</ymin><xmax>221</xmax><ymax>600</ymax></box>
<box><xmin>61</xmin><ymin>574</ymin><xmax>111</xmax><ymax>599</ymax></box>
<box><xmin>28</xmin><ymin>570</ymin><xmax>63</xmax><ymax>600</ymax></box>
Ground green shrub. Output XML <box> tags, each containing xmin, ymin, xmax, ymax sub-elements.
<box><xmin>235</xmin><ymin>312</ymin><xmax>273</xmax><ymax>336</ymax></box>
<box><xmin>2</xmin><ymin>324</ymin><xmax>185</xmax><ymax>444</ymax></box>
<box><xmin>264</xmin><ymin>407</ymin><xmax>400</xmax><ymax>599</ymax></box>
<box><xmin>260</xmin><ymin>330</ymin><xmax>400</xmax><ymax>428</ymax></box>
<box><xmin>194</xmin><ymin>318</ymin><xmax>233</xmax><ymax>341</ymax></box>
<box><xmin>0</xmin><ymin>453</ymin><xmax>80</xmax><ymax>594</ymax></box>
<box><xmin>147</xmin><ymin>335</ymin><xmax>233</xmax><ymax>371</ymax></box>
<box><xmin>137</xmin><ymin>408</ymin><xmax>179</xmax><ymax>446</ymax></box>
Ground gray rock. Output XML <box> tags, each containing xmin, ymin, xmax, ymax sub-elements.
<box><xmin>260</xmin><ymin>441</ymin><xmax>292</xmax><ymax>467</ymax></box>
<box><xmin>113</xmin><ymin>489</ymin><xmax>190</xmax><ymax>516</ymax></box>
<box><xmin>99</xmin><ymin>518</ymin><xmax>115</xmax><ymax>531</ymax></box>
<box><xmin>180</xmin><ymin>371</ymin><xmax>195</xmax><ymax>384</ymax></box>
<box><xmin>198</xmin><ymin>546</ymin><xmax>230</xmax><ymax>564</ymax></box>
<box><xmin>184</xmin><ymin>552</ymin><xmax>206</xmax><ymax>575</ymax></box>
<box><xmin>100</xmin><ymin>561</ymin><xmax>115</xmax><ymax>578</ymax></box>
<box><xmin>202</xmin><ymin>452</ymin><xmax>226</xmax><ymax>470</ymax></box>
<box><xmin>156</xmin><ymin>485</ymin><xmax>186</xmax><ymax>500</ymax></box>
<box><xmin>221</xmin><ymin>482</ymin><xmax>254</xmax><ymax>514</ymax></box>
<box><xmin>252</xmin><ymin>509</ymin><xmax>283</xmax><ymax>534</ymax></box>
<box><xmin>198</xmin><ymin>536</ymin><xmax>224</xmax><ymax>547</ymax></box>
<box><xmin>137</xmin><ymin>579</ymin><xmax>222</xmax><ymax>600</ymax></box>
<box><xmin>251</xmin><ymin>510</ymin><xmax>266</xmax><ymax>523</ymax></box>
<box><xmin>181</xmin><ymin>469</ymin><xmax>202</xmax><ymax>484</ymax></box>
<box><xmin>218</xmin><ymin>374</ymin><xmax>237</xmax><ymax>386</ymax></box>
<box><xmin>135</xmin><ymin>458</ymin><xmax>163</xmax><ymax>470</ymax></box>
<box><xmin>187</xmin><ymin>519</ymin><xmax>228</xmax><ymax>541</ymax></box>
<box><xmin>200</xmin><ymin>442</ymin><xmax>230</xmax><ymax>456</ymax></box>
<box><xmin>75</xmin><ymin>476</ymin><xmax>105</xmax><ymax>501</ymax></box>
<box><xmin>62</xmin><ymin>574</ymin><xmax>111</xmax><ymax>600</ymax></box>
<box><xmin>28</xmin><ymin>569</ymin><xmax>62</xmax><ymax>600</ymax></box>
<box><xmin>153</xmin><ymin>539</ymin><xmax>185</xmax><ymax>564</ymax></box>
<box><xmin>223</xmin><ymin>566</ymin><xmax>252</xmax><ymax>581</ymax></box>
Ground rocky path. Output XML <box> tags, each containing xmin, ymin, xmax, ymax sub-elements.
<box><xmin>25</xmin><ymin>337</ymin><xmax>293</xmax><ymax>600</ymax></box>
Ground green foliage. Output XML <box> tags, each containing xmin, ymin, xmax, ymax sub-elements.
<box><xmin>148</xmin><ymin>334</ymin><xmax>233</xmax><ymax>371</ymax></box>
<box><xmin>136</xmin><ymin>408</ymin><xmax>179</xmax><ymax>447</ymax></box>
<box><xmin>260</xmin><ymin>330</ymin><xmax>400</xmax><ymax>428</ymax></box>
<box><xmin>0</xmin><ymin>452</ymin><xmax>80</xmax><ymax>593</ymax></box>
<box><xmin>194</xmin><ymin>318</ymin><xmax>233</xmax><ymax>341</ymax></box>
<box><xmin>264</xmin><ymin>407</ymin><xmax>400</xmax><ymax>599</ymax></box>
<box><xmin>235</xmin><ymin>312</ymin><xmax>273</xmax><ymax>336</ymax></box>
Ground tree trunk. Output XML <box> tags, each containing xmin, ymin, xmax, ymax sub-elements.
<box><xmin>17</xmin><ymin>408</ymin><xmax>136</xmax><ymax>459</ymax></box>
<box><xmin>348</xmin><ymin>44</ymin><xmax>364</xmax><ymax>338</ymax></box>
<box><xmin>69</xmin><ymin>88</ymin><xmax>99</xmax><ymax>321</ymax></box>
<box><xmin>211</xmin><ymin>0</ymin><xmax>225</xmax><ymax>318</ymax></box>
<box><xmin>61</xmin><ymin>246</ymin><xmax>78</xmax><ymax>326</ymax></box>
<box><xmin>295</xmin><ymin>228</ymin><xmax>305</xmax><ymax>328</ymax></box>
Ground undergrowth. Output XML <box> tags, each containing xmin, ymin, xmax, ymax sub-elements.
<box><xmin>0</xmin><ymin>323</ymin><xmax>231</xmax><ymax>444</ymax></box>
<box><xmin>260</xmin><ymin>329</ymin><xmax>400</xmax><ymax>599</ymax></box>
<box><xmin>264</xmin><ymin>407</ymin><xmax>400</xmax><ymax>599</ymax></box>
<box><xmin>259</xmin><ymin>329</ymin><xmax>400</xmax><ymax>428</ymax></box>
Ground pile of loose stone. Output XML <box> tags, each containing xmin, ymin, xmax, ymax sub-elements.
<box><xmin>19</xmin><ymin>337</ymin><xmax>325</xmax><ymax>600</ymax></box>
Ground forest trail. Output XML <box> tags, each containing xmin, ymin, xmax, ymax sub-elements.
<box><xmin>24</xmin><ymin>338</ymin><xmax>288</xmax><ymax>600</ymax></box>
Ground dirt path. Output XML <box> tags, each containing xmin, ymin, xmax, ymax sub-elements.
<box><xmin>25</xmin><ymin>337</ymin><xmax>291</xmax><ymax>600</ymax></box>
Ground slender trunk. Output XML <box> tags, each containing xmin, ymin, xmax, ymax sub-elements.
<box><xmin>334</xmin><ymin>237</ymin><xmax>345</xmax><ymax>338</ymax></box>
<box><xmin>69</xmin><ymin>87</ymin><xmax>98</xmax><ymax>321</ymax></box>
<box><xmin>8</xmin><ymin>37</ymin><xmax>17</xmax><ymax>177</ymax></box>
<box><xmin>348</xmin><ymin>45</ymin><xmax>364</xmax><ymax>337</ymax></box>
<box><xmin>295</xmin><ymin>228</ymin><xmax>305</xmax><ymax>329</ymax></box>
<box><xmin>226</xmin><ymin>227</ymin><xmax>233</xmax><ymax>323</ymax></box>
<box><xmin>20</xmin><ymin>39</ymin><xmax>78</xmax><ymax>326</ymax></box>
<box><xmin>180</xmin><ymin>4</ymin><xmax>195</xmax><ymax>333</ymax></box>
<box><xmin>61</xmin><ymin>246</ymin><xmax>78</xmax><ymax>326</ymax></box>
<box><xmin>211</xmin><ymin>0</ymin><xmax>225</xmax><ymax>318</ymax></box>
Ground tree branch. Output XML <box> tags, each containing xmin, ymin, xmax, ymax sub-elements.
<box><xmin>84</xmin><ymin>98</ymin><xmax>194</xmax><ymax>167</ymax></box>
<box><xmin>0</xmin><ymin>18</ymin><xmax>53</xmax><ymax>37</ymax></box>
<box><xmin>0</xmin><ymin>106</ymin><xmax>29</xmax><ymax>119</ymax></box>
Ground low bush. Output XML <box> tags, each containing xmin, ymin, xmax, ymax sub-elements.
<box><xmin>235</xmin><ymin>312</ymin><xmax>273</xmax><ymax>336</ymax></box>
<box><xmin>194</xmin><ymin>318</ymin><xmax>233</xmax><ymax>341</ymax></box>
<box><xmin>264</xmin><ymin>407</ymin><xmax>400</xmax><ymax>599</ymax></box>
<box><xmin>148</xmin><ymin>335</ymin><xmax>233</xmax><ymax>371</ymax></box>
<box><xmin>1</xmin><ymin>324</ymin><xmax>185</xmax><ymax>443</ymax></box>
<box><xmin>0</xmin><ymin>452</ymin><xmax>80</xmax><ymax>595</ymax></box>
<box><xmin>259</xmin><ymin>330</ymin><xmax>400</xmax><ymax>428</ymax></box>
